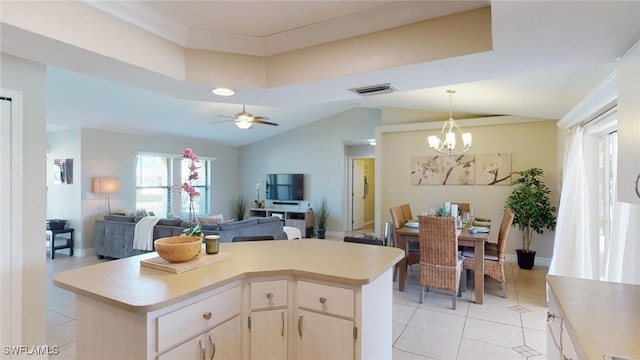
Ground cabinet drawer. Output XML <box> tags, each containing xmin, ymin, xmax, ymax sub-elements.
<box><xmin>157</xmin><ymin>285</ymin><xmax>241</xmax><ymax>352</ymax></box>
<box><xmin>297</xmin><ymin>281</ymin><xmax>354</xmax><ymax>318</ymax></box>
<box><xmin>251</xmin><ymin>280</ymin><xmax>288</xmax><ymax>309</ymax></box>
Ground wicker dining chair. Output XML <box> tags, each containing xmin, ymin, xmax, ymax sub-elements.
<box><xmin>418</xmin><ymin>215</ymin><xmax>465</xmax><ymax>309</ymax></box>
<box><xmin>462</xmin><ymin>208</ymin><xmax>515</xmax><ymax>298</ymax></box>
<box><xmin>389</xmin><ymin>206</ymin><xmax>420</xmax><ymax>272</ymax></box>
<box><xmin>401</xmin><ymin>203</ymin><xmax>413</xmax><ymax>221</ymax></box>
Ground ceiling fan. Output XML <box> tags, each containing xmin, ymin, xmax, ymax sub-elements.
<box><xmin>216</xmin><ymin>104</ymin><xmax>278</xmax><ymax>130</ymax></box>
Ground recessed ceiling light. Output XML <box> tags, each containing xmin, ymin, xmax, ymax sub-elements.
<box><xmin>211</xmin><ymin>88</ymin><xmax>235</xmax><ymax>96</ymax></box>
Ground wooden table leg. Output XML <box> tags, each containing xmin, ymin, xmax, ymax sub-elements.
<box><xmin>473</xmin><ymin>241</ymin><xmax>485</xmax><ymax>304</ymax></box>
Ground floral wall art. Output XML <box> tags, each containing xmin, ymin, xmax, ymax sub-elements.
<box><xmin>410</xmin><ymin>153</ymin><xmax>511</xmax><ymax>186</ymax></box>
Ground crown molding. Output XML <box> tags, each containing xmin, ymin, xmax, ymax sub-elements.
<box><xmin>81</xmin><ymin>0</ymin><xmax>190</xmax><ymax>47</ymax></box>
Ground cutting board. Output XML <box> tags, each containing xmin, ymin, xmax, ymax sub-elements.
<box><xmin>140</xmin><ymin>250</ymin><xmax>230</xmax><ymax>274</ymax></box>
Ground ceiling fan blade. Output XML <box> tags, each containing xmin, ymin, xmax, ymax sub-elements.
<box><xmin>252</xmin><ymin>117</ymin><xmax>279</xmax><ymax>126</ymax></box>
<box><xmin>208</xmin><ymin>118</ymin><xmax>234</xmax><ymax>124</ymax></box>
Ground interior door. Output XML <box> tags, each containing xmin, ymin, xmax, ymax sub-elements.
<box><xmin>352</xmin><ymin>160</ymin><xmax>365</xmax><ymax>230</ymax></box>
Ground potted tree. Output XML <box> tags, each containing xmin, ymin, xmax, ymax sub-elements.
<box><xmin>316</xmin><ymin>197</ymin><xmax>330</xmax><ymax>239</ymax></box>
<box><xmin>505</xmin><ymin>168</ymin><xmax>557</xmax><ymax>269</ymax></box>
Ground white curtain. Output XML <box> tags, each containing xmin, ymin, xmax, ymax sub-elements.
<box><xmin>604</xmin><ymin>178</ymin><xmax>640</xmax><ymax>284</ymax></box>
<box><xmin>549</xmin><ymin>126</ymin><xmax>595</xmax><ymax>279</ymax></box>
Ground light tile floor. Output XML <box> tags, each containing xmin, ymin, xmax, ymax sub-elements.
<box><xmin>46</xmin><ymin>251</ymin><xmax>549</xmax><ymax>360</ymax></box>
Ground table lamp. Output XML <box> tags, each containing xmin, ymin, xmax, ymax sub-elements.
<box><xmin>92</xmin><ymin>177</ymin><xmax>120</xmax><ymax>214</ymax></box>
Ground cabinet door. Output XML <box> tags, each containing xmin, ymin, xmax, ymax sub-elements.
<box><xmin>296</xmin><ymin>309</ymin><xmax>354</xmax><ymax>360</ymax></box>
<box><xmin>157</xmin><ymin>335</ymin><xmax>206</xmax><ymax>360</ymax></box>
<box><xmin>206</xmin><ymin>315</ymin><xmax>242</xmax><ymax>360</ymax></box>
<box><xmin>250</xmin><ymin>309</ymin><xmax>287</xmax><ymax>359</ymax></box>
<box><xmin>561</xmin><ymin>320</ymin><xmax>580</xmax><ymax>360</ymax></box>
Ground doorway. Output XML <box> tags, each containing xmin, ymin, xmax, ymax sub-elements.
<box><xmin>349</xmin><ymin>157</ymin><xmax>375</xmax><ymax>233</ymax></box>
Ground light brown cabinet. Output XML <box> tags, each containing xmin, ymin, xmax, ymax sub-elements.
<box><xmin>546</xmin><ymin>291</ymin><xmax>579</xmax><ymax>360</ymax></box>
<box><xmin>158</xmin><ymin>316</ymin><xmax>241</xmax><ymax>360</ymax></box>
<box><xmin>296</xmin><ymin>280</ymin><xmax>356</xmax><ymax>359</ymax></box>
<box><xmin>248</xmin><ymin>280</ymin><xmax>288</xmax><ymax>360</ymax></box>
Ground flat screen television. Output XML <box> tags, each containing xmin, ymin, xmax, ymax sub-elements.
<box><xmin>265</xmin><ymin>174</ymin><xmax>304</xmax><ymax>201</ymax></box>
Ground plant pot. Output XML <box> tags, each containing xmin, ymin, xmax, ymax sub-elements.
<box><xmin>317</xmin><ymin>228</ymin><xmax>326</xmax><ymax>239</ymax></box>
<box><xmin>516</xmin><ymin>249</ymin><xmax>536</xmax><ymax>270</ymax></box>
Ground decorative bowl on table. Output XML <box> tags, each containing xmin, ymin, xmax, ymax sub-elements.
<box><xmin>154</xmin><ymin>236</ymin><xmax>202</xmax><ymax>263</ymax></box>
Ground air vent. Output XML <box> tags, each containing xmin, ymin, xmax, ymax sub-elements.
<box><xmin>349</xmin><ymin>83</ymin><xmax>396</xmax><ymax>97</ymax></box>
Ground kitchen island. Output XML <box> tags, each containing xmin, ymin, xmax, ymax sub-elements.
<box><xmin>54</xmin><ymin>239</ymin><xmax>403</xmax><ymax>360</ymax></box>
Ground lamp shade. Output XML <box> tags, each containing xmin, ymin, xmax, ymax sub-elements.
<box><xmin>92</xmin><ymin>177</ymin><xmax>120</xmax><ymax>194</ymax></box>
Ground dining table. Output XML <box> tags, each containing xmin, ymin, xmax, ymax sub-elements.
<box><xmin>395</xmin><ymin>225</ymin><xmax>490</xmax><ymax>304</ymax></box>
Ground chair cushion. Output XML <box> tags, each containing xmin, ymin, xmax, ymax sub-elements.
<box><xmin>462</xmin><ymin>246</ymin><xmax>499</xmax><ymax>261</ymax></box>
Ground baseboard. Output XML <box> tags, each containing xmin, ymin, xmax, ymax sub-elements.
<box><xmin>73</xmin><ymin>247</ymin><xmax>96</xmax><ymax>258</ymax></box>
<box><xmin>505</xmin><ymin>254</ymin><xmax>551</xmax><ymax>268</ymax></box>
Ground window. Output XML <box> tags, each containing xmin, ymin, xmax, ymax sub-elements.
<box><xmin>136</xmin><ymin>156</ymin><xmax>171</xmax><ymax>217</ymax></box>
<box><xmin>179</xmin><ymin>157</ymin><xmax>210</xmax><ymax>217</ymax></box>
<box><xmin>136</xmin><ymin>155</ymin><xmax>210</xmax><ymax>218</ymax></box>
<box><xmin>598</xmin><ymin>131</ymin><xmax>617</xmax><ymax>279</ymax></box>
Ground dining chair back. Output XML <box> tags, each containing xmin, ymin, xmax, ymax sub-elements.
<box><xmin>418</xmin><ymin>215</ymin><xmax>464</xmax><ymax>309</ymax></box>
<box><xmin>401</xmin><ymin>203</ymin><xmax>413</xmax><ymax>221</ymax></box>
<box><xmin>463</xmin><ymin>208</ymin><xmax>515</xmax><ymax>298</ymax></box>
<box><xmin>453</xmin><ymin>203</ymin><xmax>471</xmax><ymax>216</ymax></box>
<box><xmin>389</xmin><ymin>206</ymin><xmax>407</xmax><ymax>229</ymax></box>
<box><xmin>389</xmin><ymin>206</ymin><xmax>420</xmax><ymax>276</ymax></box>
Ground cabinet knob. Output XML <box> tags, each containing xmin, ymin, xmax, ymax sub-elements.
<box><xmin>319</xmin><ymin>297</ymin><xmax>327</xmax><ymax>305</ymax></box>
<box><xmin>203</xmin><ymin>311</ymin><xmax>212</xmax><ymax>320</ymax></box>
<box><xmin>546</xmin><ymin>311</ymin><xmax>556</xmax><ymax>322</ymax></box>
<box><xmin>266</xmin><ymin>292</ymin><xmax>274</xmax><ymax>300</ymax></box>
<box><xmin>635</xmin><ymin>173</ymin><xmax>640</xmax><ymax>199</ymax></box>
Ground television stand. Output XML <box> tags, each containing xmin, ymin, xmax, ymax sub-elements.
<box><xmin>250</xmin><ymin>208</ymin><xmax>314</xmax><ymax>238</ymax></box>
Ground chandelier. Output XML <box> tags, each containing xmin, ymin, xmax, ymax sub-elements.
<box><xmin>427</xmin><ymin>90</ymin><xmax>472</xmax><ymax>155</ymax></box>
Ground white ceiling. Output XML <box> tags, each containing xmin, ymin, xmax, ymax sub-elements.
<box><xmin>8</xmin><ymin>1</ymin><xmax>639</xmax><ymax>146</ymax></box>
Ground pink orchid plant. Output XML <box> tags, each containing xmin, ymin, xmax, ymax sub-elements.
<box><xmin>182</xmin><ymin>148</ymin><xmax>202</xmax><ymax>237</ymax></box>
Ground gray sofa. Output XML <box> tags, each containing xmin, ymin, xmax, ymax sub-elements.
<box><xmin>95</xmin><ymin>215</ymin><xmax>287</xmax><ymax>259</ymax></box>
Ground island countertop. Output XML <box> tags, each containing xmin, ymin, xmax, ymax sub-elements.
<box><xmin>54</xmin><ymin>239</ymin><xmax>404</xmax><ymax>313</ymax></box>
<box><xmin>547</xmin><ymin>275</ymin><xmax>640</xmax><ymax>360</ymax></box>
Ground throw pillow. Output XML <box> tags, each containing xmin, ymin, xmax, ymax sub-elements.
<box><xmin>135</xmin><ymin>208</ymin><xmax>148</xmax><ymax>217</ymax></box>
<box><xmin>197</xmin><ymin>214</ymin><xmax>224</xmax><ymax>224</ymax></box>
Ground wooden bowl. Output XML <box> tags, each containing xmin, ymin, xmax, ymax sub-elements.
<box><xmin>154</xmin><ymin>236</ymin><xmax>202</xmax><ymax>263</ymax></box>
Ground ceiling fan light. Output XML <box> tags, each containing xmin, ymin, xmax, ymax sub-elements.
<box><xmin>211</xmin><ymin>88</ymin><xmax>235</xmax><ymax>96</ymax></box>
<box><xmin>237</xmin><ymin>113</ymin><xmax>253</xmax><ymax>122</ymax></box>
<box><xmin>236</xmin><ymin>120</ymin><xmax>252</xmax><ymax>129</ymax></box>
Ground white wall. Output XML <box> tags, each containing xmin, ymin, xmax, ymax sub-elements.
<box><xmin>1</xmin><ymin>54</ymin><xmax>47</xmax><ymax>347</ymax></box>
<box><xmin>240</xmin><ymin>108</ymin><xmax>381</xmax><ymax>234</ymax></box>
<box><xmin>378</xmin><ymin>118</ymin><xmax>559</xmax><ymax>259</ymax></box>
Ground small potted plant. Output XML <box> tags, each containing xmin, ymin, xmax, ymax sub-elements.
<box><xmin>231</xmin><ymin>194</ymin><xmax>247</xmax><ymax>221</ymax></box>
<box><xmin>316</xmin><ymin>197</ymin><xmax>330</xmax><ymax>239</ymax></box>
<box><xmin>505</xmin><ymin>168</ymin><xmax>556</xmax><ymax>269</ymax></box>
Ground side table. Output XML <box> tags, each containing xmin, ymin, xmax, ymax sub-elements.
<box><xmin>46</xmin><ymin>228</ymin><xmax>74</xmax><ymax>259</ymax></box>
